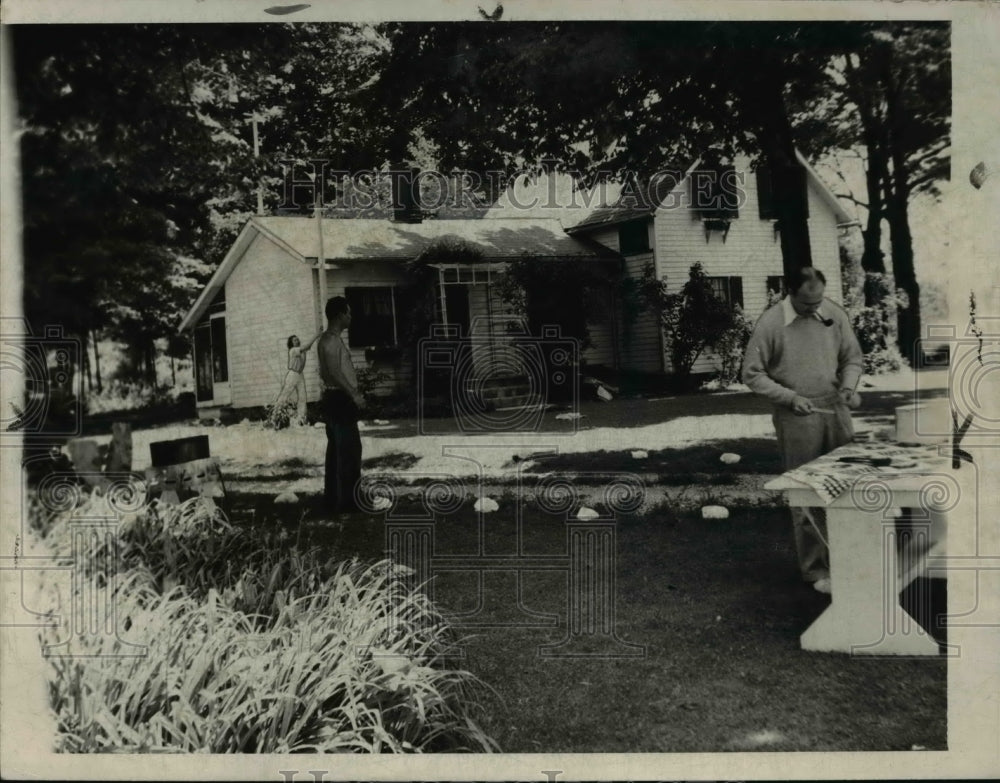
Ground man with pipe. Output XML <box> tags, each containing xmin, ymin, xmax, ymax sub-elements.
<box><xmin>742</xmin><ymin>267</ymin><xmax>863</xmax><ymax>594</ymax></box>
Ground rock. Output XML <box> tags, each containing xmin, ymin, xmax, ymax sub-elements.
<box><xmin>701</xmin><ymin>505</ymin><xmax>729</xmax><ymax>520</ymax></box>
<box><xmin>576</xmin><ymin>506</ymin><xmax>599</xmax><ymax>520</ymax></box>
<box><xmin>631</xmin><ymin>450</ymin><xmax>649</xmax><ymax>459</ymax></box>
<box><xmin>274</xmin><ymin>490</ymin><xmax>299</xmax><ymax>504</ymax></box>
<box><xmin>719</xmin><ymin>453</ymin><xmax>741</xmax><ymax>465</ymax></box>
<box><xmin>474</xmin><ymin>497</ymin><xmax>499</xmax><ymax>513</ymax></box>
<box><xmin>596</xmin><ymin>385</ymin><xmax>613</xmax><ymax>401</ymax></box>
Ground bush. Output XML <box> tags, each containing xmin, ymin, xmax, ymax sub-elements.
<box><xmin>862</xmin><ymin>342</ymin><xmax>907</xmax><ymax>375</ymax></box>
<box><xmin>639</xmin><ymin>261</ymin><xmax>744</xmax><ymax>381</ymax></box>
<box><xmin>33</xmin><ymin>489</ymin><xmax>499</xmax><ymax>753</ymax></box>
<box><xmin>712</xmin><ymin>306</ymin><xmax>755</xmax><ymax>386</ymax></box>
<box><xmin>263</xmin><ymin>399</ymin><xmax>298</xmax><ymax>430</ymax></box>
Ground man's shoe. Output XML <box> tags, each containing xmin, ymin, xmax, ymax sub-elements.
<box><xmin>812</xmin><ymin>577</ymin><xmax>832</xmax><ymax>595</ymax></box>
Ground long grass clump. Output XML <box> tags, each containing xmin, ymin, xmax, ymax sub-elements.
<box><xmin>34</xmin><ymin>489</ymin><xmax>498</xmax><ymax>753</ymax></box>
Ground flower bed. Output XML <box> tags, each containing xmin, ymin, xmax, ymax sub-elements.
<box><xmin>32</xmin><ymin>489</ymin><xmax>497</xmax><ymax>753</ymax></box>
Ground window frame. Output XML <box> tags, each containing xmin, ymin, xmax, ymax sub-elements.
<box><xmin>706</xmin><ymin>275</ymin><xmax>745</xmax><ymax>310</ymax></box>
<box><xmin>344</xmin><ymin>285</ymin><xmax>399</xmax><ymax>349</ymax></box>
<box><xmin>617</xmin><ymin>219</ymin><xmax>652</xmax><ymax>256</ymax></box>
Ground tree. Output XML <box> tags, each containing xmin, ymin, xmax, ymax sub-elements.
<box><xmin>792</xmin><ymin>23</ymin><xmax>950</xmax><ymax>361</ymax></box>
<box><xmin>13</xmin><ymin>23</ymin><xmax>390</xmax><ymax>388</ymax></box>
<box><xmin>371</xmin><ymin>22</ymin><xmax>868</xmax><ymax>279</ymax></box>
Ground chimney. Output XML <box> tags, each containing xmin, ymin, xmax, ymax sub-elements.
<box><xmin>390</xmin><ymin>165</ymin><xmax>423</xmax><ymax>223</ymax></box>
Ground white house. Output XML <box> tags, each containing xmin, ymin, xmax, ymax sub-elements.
<box><xmin>179</xmin><ymin>152</ymin><xmax>853</xmax><ymax>415</ymax></box>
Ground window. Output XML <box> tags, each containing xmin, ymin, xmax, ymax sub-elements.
<box><xmin>691</xmin><ymin>164</ymin><xmax>740</xmax><ymax>220</ymax></box>
<box><xmin>210</xmin><ymin>317</ymin><xmax>228</xmax><ymax>382</ymax></box>
<box><xmin>757</xmin><ymin>165</ymin><xmax>809</xmax><ymax>220</ymax></box>
<box><xmin>208</xmin><ymin>286</ymin><xmax>226</xmax><ymax>314</ymax></box>
<box><xmin>707</xmin><ymin>276</ymin><xmax>744</xmax><ymax>309</ymax></box>
<box><xmin>766</xmin><ymin>275</ymin><xmax>787</xmax><ymax>297</ymax></box>
<box><xmin>345</xmin><ymin>286</ymin><xmax>398</xmax><ymax>348</ymax></box>
<box><xmin>618</xmin><ymin>219</ymin><xmax>651</xmax><ymax>255</ymax></box>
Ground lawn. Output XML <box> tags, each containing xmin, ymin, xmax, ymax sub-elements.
<box><xmin>218</xmin><ymin>484</ymin><xmax>946</xmax><ymax>753</ymax></box>
<box><xmin>68</xmin><ymin>374</ymin><xmax>950</xmax><ymax>752</ymax></box>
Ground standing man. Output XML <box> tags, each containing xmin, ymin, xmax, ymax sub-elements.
<box><xmin>742</xmin><ymin>267</ymin><xmax>863</xmax><ymax>594</ymax></box>
<box><xmin>317</xmin><ymin>296</ymin><xmax>365</xmax><ymax>515</ymax></box>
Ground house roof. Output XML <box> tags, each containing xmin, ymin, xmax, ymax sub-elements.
<box><xmin>566</xmin><ymin>152</ymin><xmax>854</xmax><ymax>233</ymax></box>
<box><xmin>179</xmin><ymin>216</ymin><xmax>617</xmax><ymax>332</ymax></box>
<box><xmin>252</xmin><ymin>216</ymin><xmax>617</xmax><ymax>262</ymax></box>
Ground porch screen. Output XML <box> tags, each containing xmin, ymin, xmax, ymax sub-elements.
<box><xmin>345</xmin><ymin>287</ymin><xmax>397</xmax><ymax>348</ymax></box>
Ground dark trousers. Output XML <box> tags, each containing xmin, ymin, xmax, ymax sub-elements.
<box><xmin>322</xmin><ymin>390</ymin><xmax>362</xmax><ymax>513</ymax></box>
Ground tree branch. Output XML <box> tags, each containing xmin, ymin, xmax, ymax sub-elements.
<box><xmin>834</xmin><ymin>192</ymin><xmax>870</xmax><ymax>209</ymax></box>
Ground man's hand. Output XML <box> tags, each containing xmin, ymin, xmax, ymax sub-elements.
<box><xmin>791</xmin><ymin>395</ymin><xmax>815</xmax><ymax>416</ymax></box>
<box><xmin>838</xmin><ymin>388</ymin><xmax>862</xmax><ymax>408</ymax></box>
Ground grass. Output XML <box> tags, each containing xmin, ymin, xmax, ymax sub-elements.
<box><xmin>220</xmin><ymin>449</ymin><xmax>947</xmax><ymax>753</ymax></box>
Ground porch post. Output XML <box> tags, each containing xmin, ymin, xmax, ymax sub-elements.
<box><xmin>315</xmin><ymin>206</ymin><xmax>327</xmax><ymax>332</ymax></box>
<box><xmin>437</xmin><ymin>266</ymin><xmax>448</xmax><ymax>325</ymax></box>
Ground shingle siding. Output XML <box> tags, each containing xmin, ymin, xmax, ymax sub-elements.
<box><xmin>224</xmin><ymin>233</ymin><xmax>318</xmax><ymax>409</ymax></box>
<box><xmin>588</xmin><ymin>225</ymin><xmax>664</xmax><ymax>373</ymax></box>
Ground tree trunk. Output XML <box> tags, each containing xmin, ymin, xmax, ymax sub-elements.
<box><xmin>886</xmin><ymin>198</ymin><xmax>921</xmax><ymax>365</ymax></box>
<box><xmin>92</xmin><ymin>331</ymin><xmax>102</xmax><ymax>393</ymax></box>
<box><xmin>146</xmin><ymin>341</ymin><xmax>157</xmax><ymax>387</ymax></box>
<box><xmin>753</xmin><ymin>64</ymin><xmax>812</xmax><ymax>277</ymax></box>
<box><xmin>883</xmin><ymin>49</ymin><xmax>921</xmax><ymax>365</ymax></box>
<box><xmin>82</xmin><ymin>328</ymin><xmax>92</xmax><ymax>393</ymax></box>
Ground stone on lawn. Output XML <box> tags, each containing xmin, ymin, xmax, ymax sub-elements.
<box><xmin>719</xmin><ymin>453</ymin><xmax>741</xmax><ymax>465</ymax></box>
<box><xmin>474</xmin><ymin>497</ymin><xmax>499</xmax><ymax>513</ymax></box>
<box><xmin>274</xmin><ymin>490</ymin><xmax>299</xmax><ymax>504</ymax></box>
<box><xmin>701</xmin><ymin>505</ymin><xmax>729</xmax><ymax>520</ymax></box>
<box><xmin>576</xmin><ymin>506</ymin><xmax>599</xmax><ymax>520</ymax></box>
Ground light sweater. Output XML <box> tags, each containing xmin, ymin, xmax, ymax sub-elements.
<box><xmin>742</xmin><ymin>297</ymin><xmax>863</xmax><ymax>408</ymax></box>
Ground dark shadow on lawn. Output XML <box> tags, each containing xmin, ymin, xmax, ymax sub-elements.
<box><xmin>515</xmin><ymin>438</ymin><xmax>782</xmax><ymax>479</ymax></box>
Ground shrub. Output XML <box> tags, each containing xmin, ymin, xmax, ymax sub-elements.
<box><xmin>639</xmin><ymin>261</ymin><xmax>741</xmax><ymax>381</ymax></box>
<box><xmin>263</xmin><ymin>399</ymin><xmax>297</xmax><ymax>430</ymax></box>
<box><xmin>712</xmin><ymin>306</ymin><xmax>755</xmax><ymax>386</ymax></box>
